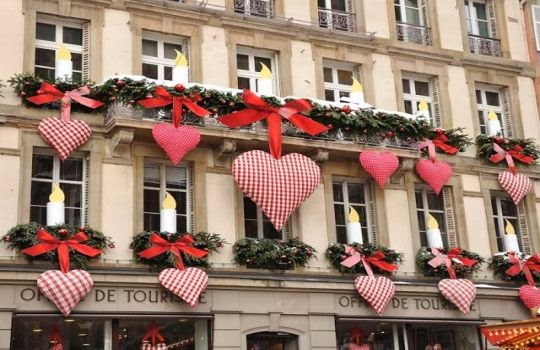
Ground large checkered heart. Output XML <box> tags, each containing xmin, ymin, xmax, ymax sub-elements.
<box><xmin>38</xmin><ymin>118</ymin><xmax>92</xmax><ymax>161</ymax></box>
<box><xmin>415</xmin><ymin>159</ymin><xmax>452</xmax><ymax>194</ymax></box>
<box><xmin>232</xmin><ymin>150</ymin><xmax>320</xmax><ymax>231</ymax></box>
<box><xmin>158</xmin><ymin>268</ymin><xmax>208</xmax><ymax>308</ymax></box>
<box><xmin>438</xmin><ymin>279</ymin><xmax>476</xmax><ymax>314</ymax></box>
<box><xmin>498</xmin><ymin>171</ymin><xmax>531</xmax><ymax>205</ymax></box>
<box><xmin>359</xmin><ymin>150</ymin><xmax>399</xmax><ymax>188</ymax></box>
<box><xmin>37</xmin><ymin>270</ymin><xmax>93</xmax><ymax>317</ymax></box>
<box><xmin>349</xmin><ymin>344</ymin><xmax>370</xmax><ymax>350</ymax></box>
<box><xmin>354</xmin><ymin>276</ymin><xmax>395</xmax><ymax>316</ymax></box>
<box><xmin>152</xmin><ymin>123</ymin><xmax>201</xmax><ymax>165</ymax></box>
<box><xmin>519</xmin><ymin>285</ymin><xmax>540</xmax><ymax>309</ymax></box>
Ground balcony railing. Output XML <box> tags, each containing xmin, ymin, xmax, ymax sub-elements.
<box><xmin>468</xmin><ymin>34</ymin><xmax>501</xmax><ymax>57</ymax></box>
<box><xmin>234</xmin><ymin>0</ymin><xmax>274</xmax><ymax>18</ymax></box>
<box><xmin>396</xmin><ymin>22</ymin><xmax>432</xmax><ymax>46</ymax></box>
<box><xmin>317</xmin><ymin>8</ymin><xmax>356</xmax><ymax>32</ymax></box>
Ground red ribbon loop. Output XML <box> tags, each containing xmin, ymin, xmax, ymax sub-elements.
<box><xmin>218</xmin><ymin>90</ymin><xmax>327</xmax><ymax>159</ymax></box>
<box><xmin>21</xmin><ymin>228</ymin><xmax>102</xmax><ymax>273</ymax></box>
<box><xmin>419</xmin><ymin>139</ymin><xmax>437</xmax><ymax>161</ymax></box>
<box><xmin>138</xmin><ymin>233</ymin><xmax>208</xmax><ymax>270</ymax></box>
<box><xmin>489</xmin><ymin>143</ymin><xmax>534</xmax><ymax>174</ymax></box>
<box><xmin>432</xmin><ymin>134</ymin><xmax>459</xmax><ymax>155</ymax></box>
<box><xmin>505</xmin><ymin>253</ymin><xmax>540</xmax><ymax>286</ymax></box>
<box><xmin>340</xmin><ymin>246</ymin><xmax>397</xmax><ymax>277</ymax></box>
<box><xmin>428</xmin><ymin>248</ymin><xmax>456</xmax><ymax>279</ymax></box>
<box><xmin>138</xmin><ymin>86</ymin><xmax>209</xmax><ymax>127</ymax></box>
<box><xmin>143</xmin><ymin>322</ymin><xmax>165</xmax><ymax>345</ymax></box>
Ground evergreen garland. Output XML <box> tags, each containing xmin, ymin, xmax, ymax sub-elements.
<box><xmin>416</xmin><ymin>247</ymin><xmax>484</xmax><ymax>279</ymax></box>
<box><xmin>325</xmin><ymin>242</ymin><xmax>402</xmax><ymax>274</ymax></box>
<box><xmin>476</xmin><ymin>134</ymin><xmax>540</xmax><ymax>165</ymax></box>
<box><xmin>233</xmin><ymin>238</ymin><xmax>315</xmax><ymax>270</ymax></box>
<box><xmin>488</xmin><ymin>252</ymin><xmax>540</xmax><ymax>283</ymax></box>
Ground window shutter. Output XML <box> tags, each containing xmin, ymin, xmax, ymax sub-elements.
<box><xmin>82</xmin><ymin>22</ymin><xmax>91</xmax><ymax>81</ymax></box>
<box><xmin>188</xmin><ymin>163</ymin><xmax>195</xmax><ymax>232</ymax></box>
<box><xmin>500</xmin><ymin>88</ymin><xmax>513</xmax><ymax>137</ymax></box>
<box><xmin>420</xmin><ymin>0</ymin><xmax>428</xmax><ymax>26</ymax></box>
<box><xmin>442</xmin><ymin>187</ymin><xmax>458</xmax><ymax>247</ymax></box>
<box><xmin>345</xmin><ymin>0</ymin><xmax>353</xmax><ymax>13</ymax></box>
<box><xmin>429</xmin><ymin>76</ymin><xmax>441</xmax><ymax>128</ymax></box>
<box><xmin>487</xmin><ymin>0</ymin><xmax>498</xmax><ymax>38</ymax></box>
<box><xmin>517</xmin><ymin>201</ymin><xmax>532</xmax><ymax>255</ymax></box>
<box><xmin>83</xmin><ymin>156</ymin><xmax>90</xmax><ymax>226</ymax></box>
<box><xmin>353</xmin><ymin>65</ymin><xmax>362</xmax><ymax>82</ymax></box>
<box><xmin>367</xmin><ymin>182</ymin><xmax>378</xmax><ymax>245</ymax></box>
<box><xmin>183</xmin><ymin>38</ymin><xmax>191</xmax><ymax>81</ymax></box>
<box><xmin>283</xmin><ymin>221</ymin><xmax>292</xmax><ymax>240</ymax></box>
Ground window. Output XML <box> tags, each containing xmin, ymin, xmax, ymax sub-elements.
<box><xmin>465</xmin><ymin>0</ymin><xmax>500</xmax><ymax>56</ymax></box>
<box><xmin>35</xmin><ymin>19</ymin><xmax>87</xmax><ymax>82</ymax></box>
<box><xmin>333</xmin><ymin>181</ymin><xmax>376</xmax><ymax>244</ymax></box>
<box><xmin>465</xmin><ymin>0</ymin><xmax>490</xmax><ymax>37</ymax></box>
<box><xmin>491</xmin><ymin>195</ymin><xmax>526</xmax><ymax>253</ymax></box>
<box><xmin>402</xmin><ymin>75</ymin><xmax>441</xmax><ymax>126</ymax></box>
<box><xmin>234</xmin><ymin>0</ymin><xmax>274</xmax><ymax>18</ymax></box>
<box><xmin>236</xmin><ymin>47</ymin><xmax>277</xmax><ymax>94</ymax></box>
<box><xmin>243</xmin><ymin>197</ymin><xmax>284</xmax><ymax>239</ymax></box>
<box><xmin>247</xmin><ymin>332</ymin><xmax>298</xmax><ymax>350</ymax></box>
<box><xmin>533</xmin><ymin>5</ymin><xmax>540</xmax><ymax>51</ymax></box>
<box><xmin>323</xmin><ymin>61</ymin><xmax>359</xmax><ymax>102</ymax></box>
<box><xmin>143</xmin><ymin>163</ymin><xmax>191</xmax><ymax>233</ymax></box>
<box><xmin>475</xmin><ymin>84</ymin><xmax>512</xmax><ymax>136</ymax></box>
<box><xmin>394</xmin><ymin>0</ymin><xmax>431</xmax><ymax>44</ymax></box>
<box><xmin>142</xmin><ymin>31</ymin><xmax>189</xmax><ymax>81</ymax></box>
<box><xmin>415</xmin><ymin>187</ymin><xmax>456</xmax><ymax>249</ymax></box>
<box><xmin>394</xmin><ymin>0</ymin><xmax>421</xmax><ymax>25</ymax></box>
<box><xmin>30</xmin><ymin>153</ymin><xmax>87</xmax><ymax>227</ymax></box>
<box><xmin>317</xmin><ymin>0</ymin><xmax>356</xmax><ymax>32</ymax></box>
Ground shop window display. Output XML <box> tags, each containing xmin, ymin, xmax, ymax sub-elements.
<box><xmin>247</xmin><ymin>331</ymin><xmax>298</xmax><ymax>350</ymax></box>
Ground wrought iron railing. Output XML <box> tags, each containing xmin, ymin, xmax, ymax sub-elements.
<box><xmin>234</xmin><ymin>0</ymin><xmax>274</xmax><ymax>18</ymax></box>
<box><xmin>317</xmin><ymin>8</ymin><xmax>356</xmax><ymax>32</ymax></box>
<box><xmin>468</xmin><ymin>34</ymin><xmax>501</xmax><ymax>57</ymax></box>
<box><xmin>396</xmin><ymin>22</ymin><xmax>432</xmax><ymax>46</ymax></box>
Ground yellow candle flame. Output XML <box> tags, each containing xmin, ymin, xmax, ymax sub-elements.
<box><xmin>57</xmin><ymin>44</ymin><xmax>71</xmax><ymax>60</ymax></box>
<box><xmin>351</xmin><ymin>77</ymin><xmax>363</xmax><ymax>93</ymax></box>
<box><xmin>418</xmin><ymin>100</ymin><xmax>429</xmax><ymax>112</ymax></box>
<box><xmin>49</xmin><ymin>185</ymin><xmax>65</xmax><ymax>203</ymax></box>
<box><xmin>427</xmin><ymin>214</ymin><xmax>439</xmax><ymax>230</ymax></box>
<box><xmin>259</xmin><ymin>63</ymin><xmax>272</xmax><ymax>79</ymax></box>
<box><xmin>348</xmin><ymin>206</ymin><xmax>360</xmax><ymax>223</ymax></box>
<box><xmin>162</xmin><ymin>192</ymin><xmax>176</xmax><ymax>210</ymax></box>
<box><xmin>174</xmin><ymin>50</ymin><xmax>188</xmax><ymax>68</ymax></box>
<box><xmin>488</xmin><ymin>110</ymin><xmax>498</xmax><ymax>121</ymax></box>
<box><xmin>505</xmin><ymin>219</ymin><xmax>516</xmax><ymax>235</ymax></box>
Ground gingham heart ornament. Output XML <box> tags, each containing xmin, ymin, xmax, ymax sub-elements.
<box><xmin>38</xmin><ymin>118</ymin><xmax>92</xmax><ymax>161</ymax></box>
<box><xmin>354</xmin><ymin>276</ymin><xmax>395</xmax><ymax>315</ymax></box>
<box><xmin>152</xmin><ymin>123</ymin><xmax>201</xmax><ymax>165</ymax></box>
<box><xmin>37</xmin><ymin>270</ymin><xmax>93</xmax><ymax>317</ymax></box>
<box><xmin>498</xmin><ymin>171</ymin><xmax>531</xmax><ymax>205</ymax></box>
<box><xmin>141</xmin><ymin>344</ymin><xmax>167</xmax><ymax>350</ymax></box>
<box><xmin>158</xmin><ymin>268</ymin><xmax>208</xmax><ymax>308</ymax></box>
<box><xmin>415</xmin><ymin>159</ymin><xmax>453</xmax><ymax>194</ymax></box>
<box><xmin>518</xmin><ymin>285</ymin><xmax>540</xmax><ymax>309</ymax></box>
<box><xmin>232</xmin><ymin>150</ymin><xmax>320</xmax><ymax>231</ymax></box>
<box><xmin>438</xmin><ymin>278</ymin><xmax>477</xmax><ymax>314</ymax></box>
<box><xmin>359</xmin><ymin>150</ymin><xmax>399</xmax><ymax>188</ymax></box>
<box><xmin>348</xmin><ymin>344</ymin><xmax>370</xmax><ymax>350</ymax></box>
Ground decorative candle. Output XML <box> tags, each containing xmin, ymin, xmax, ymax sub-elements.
<box><xmin>257</xmin><ymin>63</ymin><xmax>273</xmax><ymax>96</ymax></box>
<box><xmin>487</xmin><ymin>110</ymin><xmax>502</xmax><ymax>136</ymax></box>
<box><xmin>349</xmin><ymin>77</ymin><xmax>365</xmax><ymax>104</ymax></box>
<box><xmin>55</xmin><ymin>44</ymin><xmax>73</xmax><ymax>80</ymax></box>
<box><xmin>47</xmin><ymin>185</ymin><xmax>65</xmax><ymax>226</ymax></box>
<box><xmin>160</xmin><ymin>192</ymin><xmax>177</xmax><ymax>233</ymax></box>
<box><xmin>417</xmin><ymin>99</ymin><xmax>430</xmax><ymax>120</ymax></box>
<box><xmin>346</xmin><ymin>206</ymin><xmax>363</xmax><ymax>244</ymax></box>
<box><xmin>503</xmin><ymin>219</ymin><xmax>520</xmax><ymax>252</ymax></box>
<box><xmin>172</xmin><ymin>49</ymin><xmax>189</xmax><ymax>84</ymax></box>
<box><xmin>426</xmin><ymin>214</ymin><xmax>443</xmax><ymax>248</ymax></box>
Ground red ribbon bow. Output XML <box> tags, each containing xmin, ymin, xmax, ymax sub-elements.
<box><xmin>138</xmin><ymin>233</ymin><xmax>208</xmax><ymax>270</ymax></box>
<box><xmin>21</xmin><ymin>228</ymin><xmax>102</xmax><ymax>273</ymax></box>
<box><xmin>26</xmin><ymin>83</ymin><xmax>104</xmax><ymax>121</ymax></box>
<box><xmin>489</xmin><ymin>143</ymin><xmax>535</xmax><ymax>174</ymax></box>
<box><xmin>218</xmin><ymin>90</ymin><xmax>328</xmax><ymax>159</ymax></box>
<box><xmin>341</xmin><ymin>246</ymin><xmax>398</xmax><ymax>277</ymax></box>
<box><xmin>428</xmin><ymin>247</ymin><xmax>476</xmax><ymax>280</ymax></box>
<box><xmin>138</xmin><ymin>86</ymin><xmax>210</xmax><ymax>127</ymax></box>
<box><xmin>505</xmin><ymin>253</ymin><xmax>540</xmax><ymax>286</ymax></box>
<box><xmin>420</xmin><ymin>134</ymin><xmax>458</xmax><ymax>161</ymax></box>
<box><xmin>143</xmin><ymin>322</ymin><xmax>165</xmax><ymax>346</ymax></box>
<box><xmin>49</xmin><ymin>326</ymin><xmax>62</xmax><ymax>345</ymax></box>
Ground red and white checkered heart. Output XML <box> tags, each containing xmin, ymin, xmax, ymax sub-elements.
<box><xmin>438</xmin><ymin>279</ymin><xmax>477</xmax><ymax>314</ymax></box>
<box><xmin>498</xmin><ymin>171</ymin><xmax>531</xmax><ymax>205</ymax></box>
<box><xmin>159</xmin><ymin>268</ymin><xmax>208</xmax><ymax>308</ymax></box>
<box><xmin>354</xmin><ymin>276</ymin><xmax>395</xmax><ymax>316</ymax></box>
<box><xmin>141</xmin><ymin>344</ymin><xmax>167</xmax><ymax>350</ymax></box>
<box><xmin>518</xmin><ymin>285</ymin><xmax>540</xmax><ymax>309</ymax></box>
<box><xmin>37</xmin><ymin>270</ymin><xmax>93</xmax><ymax>317</ymax></box>
<box><xmin>232</xmin><ymin>150</ymin><xmax>320</xmax><ymax>231</ymax></box>
<box><xmin>152</xmin><ymin>123</ymin><xmax>201</xmax><ymax>165</ymax></box>
<box><xmin>50</xmin><ymin>344</ymin><xmax>63</xmax><ymax>350</ymax></box>
<box><xmin>415</xmin><ymin>159</ymin><xmax>453</xmax><ymax>194</ymax></box>
<box><xmin>38</xmin><ymin>118</ymin><xmax>92</xmax><ymax>161</ymax></box>
<box><xmin>348</xmin><ymin>344</ymin><xmax>370</xmax><ymax>350</ymax></box>
<box><xmin>359</xmin><ymin>151</ymin><xmax>399</xmax><ymax>188</ymax></box>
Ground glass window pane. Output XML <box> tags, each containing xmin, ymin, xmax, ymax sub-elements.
<box><xmin>35</xmin><ymin>67</ymin><xmax>55</xmax><ymax>80</ymax></box>
<box><xmin>32</xmin><ymin>154</ymin><xmax>54</xmax><ymax>179</ymax></box>
<box><xmin>142</xmin><ymin>63</ymin><xmax>158</xmax><ymax>79</ymax></box>
<box><xmin>142</xmin><ymin>39</ymin><xmax>158</xmax><ymax>57</ymax></box>
<box><xmin>30</xmin><ymin>205</ymin><xmax>47</xmax><ymax>225</ymax></box>
<box><xmin>394</xmin><ymin>5</ymin><xmax>402</xmax><ymax>22</ymax></box>
<box><xmin>474</xmin><ymin>3</ymin><xmax>487</xmax><ymax>20</ymax></box>
<box><xmin>337</xmin><ymin>69</ymin><xmax>353</xmax><ymax>85</ymax></box>
<box><xmin>336</xmin><ymin>225</ymin><xmax>347</xmax><ymax>244</ymax></box>
<box><xmin>347</xmin><ymin>183</ymin><xmax>365</xmax><ymax>204</ymax></box>
<box><xmin>62</xmin><ymin>26</ymin><xmax>82</xmax><ymax>45</ymax></box>
<box><xmin>117</xmin><ymin>319</ymin><xmax>196</xmax><ymax>349</ymax></box>
<box><xmin>144</xmin><ymin>164</ymin><xmax>160</xmax><ymax>188</ymax></box>
<box><xmin>72</xmin><ymin>71</ymin><xmax>82</xmax><ymax>83</ymax></box>
<box><xmin>323</xmin><ymin>67</ymin><xmax>333</xmax><ymax>83</ymax></box>
<box><xmin>176</xmin><ymin>215</ymin><xmax>187</xmax><ymax>232</ymax></box>
<box><xmin>485</xmin><ymin>91</ymin><xmax>500</xmax><ymax>106</ymax></box>
<box><xmin>263</xmin><ymin>220</ymin><xmax>282</xmax><ymax>239</ymax></box>
<box><xmin>166</xmin><ymin>166</ymin><xmax>187</xmax><ymax>190</ymax></box>
<box><xmin>238</xmin><ymin>77</ymin><xmax>251</xmax><ymax>90</ymax></box>
<box><xmin>333</xmin><ymin>183</ymin><xmax>344</xmax><ymax>202</ymax></box>
<box><xmin>325</xmin><ymin>89</ymin><xmax>335</xmax><ymax>101</ymax></box>
<box><xmin>144</xmin><ymin>189</ymin><xmax>160</xmax><ymax>213</ymax></box>
<box><xmin>415</xmin><ymin>190</ymin><xmax>423</xmax><ymax>208</ymax></box>
<box><xmin>30</xmin><ymin>181</ymin><xmax>51</xmax><ymax>206</ymax></box>
<box><xmin>478</xmin><ymin>21</ymin><xmax>489</xmax><ymax>37</ymax></box>
<box><xmin>170</xmin><ymin>191</ymin><xmax>186</xmax><ymax>214</ymax></box>
<box><xmin>72</xmin><ymin>53</ymin><xmax>82</xmax><ymax>71</ymax></box>
<box><xmin>60</xmin><ymin>158</ymin><xmax>83</xmax><ymax>181</ymax></box>
<box><xmin>36</xmin><ymin>22</ymin><xmax>56</xmax><ymax>41</ymax></box>
<box><xmin>237</xmin><ymin>54</ymin><xmax>249</xmax><ymax>70</ymax></box>
<box><xmin>405</xmin><ymin>8</ymin><xmax>420</xmax><ymax>25</ymax></box>
<box><xmin>405</xmin><ymin>0</ymin><xmax>419</xmax><ymax>7</ymax></box>
<box><xmin>60</xmin><ymin>183</ymin><xmax>81</xmax><ymax>208</ymax></box>
<box><xmin>254</xmin><ymin>56</ymin><xmax>272</xmax><ymax>72</ymax></box>
<box><xmin>65</xmin><ymin>208</ymin><xmax>81</xmax><ymax>227</ymax></box>
<box><xmin>244</xmin><ymin>219</ymin><xmax>258</xmax><ymax>238</ymax></box>
<box><xmin>500</xmin><ymin>198</ymin><xmax>517</xmax><ymax>216</ymax></box>
<box><xmin>164</xmin><ymin>66</ymin><xmax>173</xmax><ymax>81</ymax></box>
<box><xmin>331</xmin><ymin>0</ymin><xmax>347</xmax><ymax>11</ymax></box>
<box><xmin>475</xmin><ymin>89</ymin><xmax>482</xmax><ymax>104</ymax></box>
<box><xmin>244</xmin><ymin>197</ymin><xmax>258</xmax><ymax>219</ymax></box>
<box><xmin>144</xmin><ymin>212</ymin><xmax>160</xmax><ymax>231</ymax></box>
<box><xmin>417</xmin><ymin>211</ymin><xmax>426</xmax><ymax>231</ymax></box>
<box><xmin>35</xmin><ymin>47</ymin><xmax>55</xmax><ymax>68</ymax></box>
<box><xmin>431</xmin><ymin>212</ymin><xmax>446</xmax><ymax>231</ymax></box>
<box><xmin>414</xmin><ymin>81</ymin><xmax>430</xmax><ymax>96</ymax></box>
<box><xmin>338</xmin><ymin>90</ymin><xmax>349</xmax><ymax>99</ymax></box>
<box><xmin>404</xmin><ymin>100</ymin><xmax>413</xmax><ymax>114</ymax></box>
<box><xmin>164</xmin><ymin>42</ymin><xmax>182</xmax><ymax>60</ymax></box>
<box><xmin>426</xmin><ymin>191</ymin><xmax>444</xmax><ymax>211</ymax></box>
<box><xmin>334</xmin><ymin>203</ymin><xmax>345</xmax><ymax>226</ymax></box>
<box><xmin>491</xmin><ymin>197</ymin><xmax>498</xmax><ymax>214</ymax></box>
<box><xmin>402</xmin><ymin>79</ymin><xmax>411</xmax><ymax>94</ymax></box>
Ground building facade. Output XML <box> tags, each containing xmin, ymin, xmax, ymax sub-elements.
<box><xmin>0</xmin><ymin>0</ymin><xmax>540</xmax><ymax>349</ymax></box>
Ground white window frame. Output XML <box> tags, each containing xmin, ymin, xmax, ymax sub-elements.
<box><xmin>492</xmin><ymin>195</ymin><xmax>522</xmax><ymax>252</ymax></box>
<box><xmin>394</xmin><ymin>0</ymin><xmax>422</xmax><ymax>25</ymax></box>
<box><xmin>402</xmin><ymin>74</ymin><xmax>433</xmax><ymax>123</ymax></box>
<box><xmin>532</xmin><ymin>5</ymin><xmax>540</xmax><ymax>51</ymax></box>
<box><xmin>322</xmin><ymin>60</ymin><xmax>356</xmax><ymax>103</ymax></box>
<box><xmin>141</xmin><ymin>31</ymin><xmax>188</xmax><ymax>82</ymax></box>
<box><xmin>464</xmin><ymin>0</ymin><xmax>490</xmax><ymax>37</ymax></box>
<box><xmin>415</xmin><ymin>187</ymin><xmax>449</xmax><ymax>249</ymax></box>
<box><xmin>475</xmin><ymin>83</ymin><xmax>506</xmax><ymax>136</ymax></box>
<box><xmin>236</xmin><ymin>46</ymin><xmax>278</xmax><ymax>94</ymax></box>
<box><xmin>332</xmin><ymin>179</ymin><xmax>373</xmax><ymax>244</ymax></box>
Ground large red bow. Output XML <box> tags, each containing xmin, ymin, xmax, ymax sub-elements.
<box><xmin>420</xmin><ymin>134</ymin><xmax>458</xmax><ymax>161</ymax></box>
<box><xmin>341</xmin><ymin>246</ymin><xmax>397</xmax><ymax>277</ymax></box>
<box><xmin>218</xmin><ymin>90</ymin><xmax>327</xmax><ymax>159</ymax></box>
<box><xmin>143</xmin><ymin>322</ymin><xmax>165</xmax><ymax>346</ymax></box>
<box><xmin>138</xmin><ymin>86</ymin><xmax>209</xmax><ymax>127</ymax></box>
<box><xmin>21</xmin><ymin>228</ymin><xmax>102</xmax><ymax>273</ymax></box>
<box><xmin>138</xmin><ymin>233</ymin><xmax>208</xmax><ymax>270</ymax></box>
<box><xmin>27</xmin><ymin>83</ymin><xmax>104</xmax><ymax>121</ymax></box>
<box><xmin>489</xmin><ymin>143</ymin><xmax>535</xmax><ymax>174</ymax></box>
<box><xmin>505</xmin><ymin>253</ymin><xmax>540</xmax><ymax>286</ymax></box>
<box><xmin>428</xmin><ymin>247</ymin><xmax>476</xmax><ymax>279</ymax></box>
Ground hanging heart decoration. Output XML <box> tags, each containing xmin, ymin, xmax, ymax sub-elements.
<box><xmin>498</xmin><ymin>171</ymin><xmax>531</xmax><ymax>205</ymax></box>
<box><xmin>359</xmin><ymin>150</ymin><xmax>399</xmax><ymax>188</ymax></box>
<box><xmin>37</xmin><ymin>270</ymin><xmax>93</xmax><ymax>316</ymax></box>
<box><xmin>415</xmin><ymin>159</ymin><xmax>453</xmax><ymax>194</ymax></box>
<box><xmin>438</xmin><ymin>278</ymin><xmax>477</xmax><ymax>314</ymax></box>
<box><xmin>159</xmin><ymin>268</ymin><xmax>209</xmax><ymax>307</ymax></box>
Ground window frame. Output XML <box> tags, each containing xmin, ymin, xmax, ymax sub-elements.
<box><xmin>491</xmin><ymin>194</ymin><xmax>523</xmax><ymax>253</ymax></box>
<box><xmin>141</xmin><ymin>31</ymin><xmax>188</xmax><ymax>82</ymax></box>
<box><xmin>414</xmin><ymin>187</ymin><xmax>450</xmax><ymax>249</ymax></box>
<box><xmin>475</xmin><ymin>83</ymin><xmax>507</xmax><ymax>136</ymax></box>
<box><xmin>532</xmin><ymin>5</ymin><xmax>540</xmax><ymax>51</ymax></box>
<box><xmin>464</xmin><ymin>0</ymin><xmax>491</xmax><ymax>37</ymax></box>
<box><xmin>401</xmin><ymin>74</ymin><xmax>434</xmax><ymax>124</ymax></box>
<box><xmin>322</xmin><ymin>60</ymin><xmax>357</xmax><ymax>103</ymax></box>
<box><xmin>394</xmin><ymin>0</ymin><xmax>422</xmax><ymax>25</ymax></box>
<box><xmin>236</xmin><ymin>46</ymin><xmax>278</xmax><ymax>94</ymax></box>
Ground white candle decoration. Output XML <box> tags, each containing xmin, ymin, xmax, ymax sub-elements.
<box><xmin>55</xmin><ymin>44</ymin><xmax>73</xmax><ymax>80</ymax></box>
<box><xmin>349</xmin><ymin>77</ymin><xmax>365</xmax><ymax>104</ymax></box>
<box><xmin>346</xmin><ymin>206</ymin><xmax>363</xmax><ymax>244</ymax></box>
<box><xmin>503</xmin><ymin>219</ymin><xmax>520</xmax><ymax>252</ymax></box>
<box><xmin>487</xmin><ymin>110</ymin><xmax>502</xmax><ymax>136</ymax></box>
<box><xmin>417</xmin><ymin>100</ymin><xmax>430</xmax><ymax>121</ymax></box>
<box><xmin>46</xmin><ymin>185</ymin><xmax>65</xmax><ymax>226</ymax></box>
<box><xmin>257</xmin><ymin>63</ymin><xmax>273</xmax><ymax>96</ymax></box>
<box><xmin>160</xmin><ymin>192</ymin><xmax>177</xmax><ymax>233</ymax></box>
<box><xmin>172</xmin><ymin>49</ymin><xmax>189</xmax><ymax>84</ymax></box>
<box><xmin>426</xmin><ymin>214</ymin><xmax>443</xmax><ymax>248</ymax></box>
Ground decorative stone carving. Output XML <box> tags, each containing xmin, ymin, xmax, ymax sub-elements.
<box><xmin>108</xmin><ymin>129</ymin><xmax>134</xmax><ymax>158</ymax></box>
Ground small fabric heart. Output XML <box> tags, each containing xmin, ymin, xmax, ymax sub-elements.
<box><xmin>159</xmin><ymin>268</ymin><xmax>208</xmax><ymax>307</ymax></box>
<box><xmin>38</xmin><ymin>118</ymin><xmax>92</xmax><ymax>161</ymax></box>
<box><xmin>348</xmin><ymin>344</ymin><xmax>370</xmax><ymax>350</ymax></box>
<box><xmin>152</xmin><ymin>123</ymin><xmax>201</xmax><ymax>165</ymax></box>
<box><xmin>359</xmin><ymin>150</ymin><xmax>399</xmax><ymax>188</ymax></box>
<box><xmin>519</xmin><ymin>285</ymin><xmax>540</xmax><ymax>309</ymax></box>
<box><xmin>354</xmin><ymin>276</ymin><xmax>395</xmax><ymax>316</ymax></box>
<box><xmin>232</xmin><ymin>150</ymin><xmax>320</xmax><ymax>231</ymax></box>
<box><xmin>141</xmin><ymin>344</ymin><xmax>167</xmax><ymax>350</ymax></box>
<box><xmin>37</xmin><ymin>270</ymin><xmax>93</xmax><ymax>316</ymax></box>
<box><xmin>50</xmin><ymin>345</ymin><xmax>63</xmax><ymax>350</ymax></box>
<box><xmin>415</xmin><ymin>159</ymin><xmax>453</xmax><ymax>194</ymax></box>
<box><xmin>438</xmin><ymin>278</ymin><xmax>476</xmax><ymax>314</ymax></box>
<box><xmin>498</xmin><ymin>171</ymin><xmax>531</xmax><ymax>205</ymax></box>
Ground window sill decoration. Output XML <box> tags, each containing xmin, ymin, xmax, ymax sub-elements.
<box><xmin>325</xmin><ymin>242</ymin><xmax>402</xmax><ymax>275</ymax></box>
<box><xmin>488</xmin><ymin>252</ymin><xmax>540</xmax><ymax>283</ymax></box>
<box><xmin>233</xmin><ymin>238</ymin><xmax>316</xmax><ymax>270</ymax></box>
<box><xmin>476</xmin><ymin>135</ymin><xmax>540</xmax><ymax>166</ymax></box>
<box><xmin>416</xmin><ymin>247</ymin><xmax>484</xmax><ymax>279</ymax></box>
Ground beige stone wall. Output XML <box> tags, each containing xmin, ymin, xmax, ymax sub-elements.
<box><xmin>102</xmin><ymin>9</ymin><xmax>133</xmax><ymax>79</ymax></box>
<box><xmin>0</xmin><ymin>1</ymin><xmax>25</xmax><ymax>105</ymax></box>
<box><xmin>434</xmin><ymin>0</ymin><xmax>464</xmax><ymax>51</ymax></box>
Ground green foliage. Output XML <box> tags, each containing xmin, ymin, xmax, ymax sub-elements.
<box><xmin>233</xmin><ymin>238</ymin><xmax>316</xmax><ymax>270</ymax></box>
<box><xmin>416</xmin><ymin>247</ymin><xmax>484</xmax><ymax>279</ymax></box>
<box><xmin>488</xmin><ymin>252</ymin><xmax>540</xmax><ymax>283</ymax></box>
<box><xmin>325</xmin><ymin>242</ymin><xmax>402</xmax><ymax>275</ymax></box>
<box><xmin>476</xmin><ymin>134</ymin><xmax>540</xmax><ymax>165</ymax></box>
